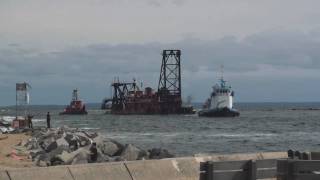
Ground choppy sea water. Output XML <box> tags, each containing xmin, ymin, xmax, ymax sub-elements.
<box><xmin>2</xmin><ymin>102</ymin><xmax>320</xmax><ymax>157</ymax></box>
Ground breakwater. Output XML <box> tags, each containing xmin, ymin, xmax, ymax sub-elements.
<box><xmin>16</xmin><ymin>127</ymin><xmax>174</xmax><ymax>167</ymax></box>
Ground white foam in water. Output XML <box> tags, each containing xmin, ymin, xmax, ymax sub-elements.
<box><xmin>81</xmin><ymin>127</ymin><xmax>100</xmax><ymax>130</ymax></box>
<box><xmin>107</xmin><ymin>132</ymin><xmax>182</xmax><ymax>139</ymax></box>
<box><xmin>207</xmin><ymin>133</ymin><xmax>277</xmax><ymax>138</ymax></box>
<box><xmin>162</xmin><ymin>133</ymin><xmax>181</xmax><ymax>137</ymax></box>
<box><xmin>107</xmin><ymin>134</ymin><xmax>130</xmax><ymax>139</ymax></box>
<box><xmin>32</xmin><ymin>119</ymin><xmax>45</xmax><ymax>122</ymax></box>
<box><xmin>1</xmin><ymin>116</ymin><xmax>45</xmax><ymax>123</ymax></box>
<box><xmin>76</xmin><ymin>124</ymin><xmax>89</xmax><ymax>126</ymax></box>
<box><xmin>1</xmin><ymin>116</ymin><xmax>17</xmax><ymax>122</ymax></box>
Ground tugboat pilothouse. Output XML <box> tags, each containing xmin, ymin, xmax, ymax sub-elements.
<box><xmin>198</xmin><ymin>72</ymin><xmax>240</xmax><ymax>117</ymax></box>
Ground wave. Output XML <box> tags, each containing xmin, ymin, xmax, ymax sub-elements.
<box><xmin>81</xmin><ymin>127</ymin><xmax>100</xmax><ymax>130</ymax></box>
<box><xmin>1</xmin><ymin>116</ymin><xmax>17</xmax><ymax>122</ymax></box>
<box><xmin>206</xmin><ymin>133</ymin><xmax>277</xmax><ymax>138</ymax></box>
<box><xmin>106</xmin><ymin>132</ymin><xmax>184</xmax><ymax>139</ymax></box>
<box><xmin>1</xmin><ymin>116</ymin><xmax>46</xmax><ymax>123</ymax></box>
<box><xmin>32</xmin><ymin>118</ymin><xmax>45</xmax><ymax>122</ymax></box>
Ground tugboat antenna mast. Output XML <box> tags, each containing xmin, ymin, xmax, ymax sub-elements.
<box><xmin>219</xmin><ymin>65</ymin><xmax>226</xmax><ymax>87</ymax></box>
<box><xmin>220</xmin><ymin>64</ymin><xmax>224</xmax><ymax>81</ymax></box>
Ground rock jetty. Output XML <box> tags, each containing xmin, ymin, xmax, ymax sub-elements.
<box><xmin>17</xmin><ymin>126</ymin><xmax>174</xmax><ymax>167</ymax></box>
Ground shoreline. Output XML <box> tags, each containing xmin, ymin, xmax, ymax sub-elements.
<box><xmin>0</xmin><ymin>131</ymin><xmax>288</xmax><ymax>169</ymax></box>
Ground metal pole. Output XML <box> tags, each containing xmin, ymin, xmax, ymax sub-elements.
<box><xmin>206</xmin><ymin>161</ymin><xmax>214</xmax><ymax>180</ymax></box>
<box><xmin>15</xmin><ymin>85</ymin><xmax>17</xmax><ymax>119</ymax></box>
<box><xmin>178</xmin><ymin>50</ymin><xmax>181</xmax><ymax>97</ymax></box>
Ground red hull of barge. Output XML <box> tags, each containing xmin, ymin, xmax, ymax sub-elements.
<box><xmin>110</xmin><ymin>50</ymin><xmax>194</xmax><ymax>115</ymax></box>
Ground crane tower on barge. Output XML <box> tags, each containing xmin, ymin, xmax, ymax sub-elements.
<box><xmin>158</xmin><ymin>50</ymin><xmax>182</xmax><ymax>113</ymax></box>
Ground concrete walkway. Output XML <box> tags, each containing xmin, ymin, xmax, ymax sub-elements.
<box><xmin>0</xmin><ymin>152</ymin><xmax>286</xmax><ymax>180</ymax></box>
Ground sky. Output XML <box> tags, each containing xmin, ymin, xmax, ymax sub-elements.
<box><xmin>1</xmin><ymin>0</ymin><xmax>320</xmax><ymax>105</ymax></box>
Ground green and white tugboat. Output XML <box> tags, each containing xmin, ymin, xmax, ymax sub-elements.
<box><xmin>198</xmin><ymin>68</ymin><xmax>240</xmax><ymax>117</ymax></box>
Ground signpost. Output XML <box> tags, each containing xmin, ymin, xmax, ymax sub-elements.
<box><xmin>14</xmin><ymin>82</ymin><xmax>31</xmax><ymax>128</ymax></box>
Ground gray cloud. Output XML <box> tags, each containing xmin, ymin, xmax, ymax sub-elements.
<box><xmin>146</xmin><ymin>0</ymin><xmax>188</xmax><ymax>7</ymax></box>
<box><xmin>1</xmin><ymin>0</ymin><xmax>320</xmax><ymax>47</ymax></box>
<box><xmin>1</xmin><ymin>30</ymin><xmax>320</xmax><ymax>105</ymax></box>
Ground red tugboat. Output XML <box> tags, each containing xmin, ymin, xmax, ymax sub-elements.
<box><xmin>60</xmin><ymin>89</ymin><xmax>88</xmax><ymax>115</ymax></box>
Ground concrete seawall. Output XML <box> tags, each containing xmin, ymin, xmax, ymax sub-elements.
<box><xmin>0</xmin><ymin>152</ymin><xmax>286</xmax><ymax>180</ymax></box>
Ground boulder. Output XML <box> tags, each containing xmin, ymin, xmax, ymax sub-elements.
<box><xmin>37</xmin><ymin>160</ymin><xmax>48</xmax><ymax>167</ymax></box>
<box><xmin>74</xmin><ymin>133</ymin><xmax>91</xmax><ymax>147</ymax></box>
<box><xmin>29</xmin><ymin>149</ymin><xmax>45</xmax><ymax>160</ymax></box>
<box><xmin>120</xmin><ymin>144</ymin><xmax>148</xmax><ymax>161</ymax></box>
<box><xmin>56</xmin><ymin>137</ymin><xmax>69</xmax><ymax>147</ymax></box>
<box><xmin>72</xmin><ymin>150</ymin><xmax>90</xmax><ymax>165</ymax></box>
<box><xmin>64</xmin><ymin>133</ymin><xmax>75</xmax><ymax>144</ymax></box>
<box><xmin>100</xmin><ymin>140</ymin><xmax>120</xmax><ymax>156</ymax></box>
<box><xmin>69</xmin><ymin>139</ymin><xmax>79</xmax><ymax>151</ymax></box>
<box><xmin>92</xmin><ymin>136</ymin><xmax>120</xmax><ymax>156</ymax></box>
<box><xmin>56</xmin><ymin>151</ymin><xmax>74</xmax><ymax>165</ymax></box>
<box><xmin>82</xmin><ymin>131</ymin><xmax>98</xmax><ymax>139</ymax></box>
<box><xmin>40</xmin><ymin>131</ymin><xmax>56</xmax><ymax>140</ymax></box>
<box><xmin>39</xmin><ymin>137</ymin><xmax>57</xmax><ymax>152</ymax></box>
<box><xmin>148</xmin><ymin>148</ymin><xmax>174</xmax><ymax>159</ymax></box>
<box><xmin>45</xmin><ymin>141</ymin><xmax>58</xmax><ymax>152</ymax></box>
<box><xmin>57</xmin><ymin>148</ymin><xmax>90</xmax><ymax>165</ymax></box>
<box><xmin>25</xmin><ymin>138</ymin><xmax>39</xmax><ymax>150</ymax></box>
<box><xmin>93</xmin><ymin>136</ymin><xmax>123</xmax><ymax>156</ymax></box>
<box><xmin>95</xmin><ymin>148</ymin><xmax>111</xmax><ymax>163</ymax></box>
<box><xmin>27</xmin><ymin>143</ymin><xmax>38</xmax><ymax>150</ymax></box>
<box><xmin>92</xmin><ymin>135</ymin><xmax>104</xmax><ymax>145</ymax></box>
<box><xmin>36</xmin><ymin>146</ymin><xmax>69</xmax><ymax>165</ymax></box>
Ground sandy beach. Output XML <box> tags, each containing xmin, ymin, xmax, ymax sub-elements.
<box><xmin>0</xmin><ymin>133</ymin><xmax>34</xmax><ymax>169</ymax></box>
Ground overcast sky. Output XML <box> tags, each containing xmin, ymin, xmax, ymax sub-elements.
<box><xmin>1</xmin><ymin>0</ymin><xmax>320</xmax><ymax>105</ymax></box>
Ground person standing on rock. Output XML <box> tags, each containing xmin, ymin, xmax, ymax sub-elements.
<box><xmin>27</xmin><ymin>114</ymin><xmax>33</xmax><ymax>129</ymax></box>
<box><xmin>89</xmin><ymin>142</ymin><xmax>98</xmax><ymax>163</ymax></box>
<box><xmin>46</xmin><ymin>112</ymin><xmax>51</xmax><ymax>128</ymax></box>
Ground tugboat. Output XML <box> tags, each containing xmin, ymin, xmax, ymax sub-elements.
<box><xmin>60</xmin><ymin>89</ymin><xmax>88</xmax><ymax>115</ymax></box>
<box><xmin>198</xmin><ymin>69</ymin><xmax>240</xmax><ymax>117</ymax></box>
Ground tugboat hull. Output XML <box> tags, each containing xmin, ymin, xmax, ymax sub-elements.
<box><xmin>198</xmin><ymin>107</ymin><xmax>240</xmax><ymax>117</ymax></box>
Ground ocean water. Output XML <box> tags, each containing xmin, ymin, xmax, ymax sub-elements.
<box><xmin>1</xmin><ymin>102</ymin><xmax>320</xmax><ymax>156</ymax></box>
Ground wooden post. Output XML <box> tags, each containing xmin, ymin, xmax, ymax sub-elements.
<box><xmin>277</xmin><ymin>159</ymin><xmax>294</xmax><ymax>180</ymax></box>
<box><xmin>287</xmin><ymin>160</ymin><xmax>294</xmax><ymax>180</ymax></box>
<box><xmin>277</xmin><ymin>159</ymin><xmax>288</xmax><ymax>180</ymax></box>
<box><xmin>200</xmin><ymin>162</ymin><xmax>206</xmax><ymax>180</ymax></box>
<box><xmin>248</xmin><ymin>160</ymin><xmax>257</xmax><ymax>180</ymax></box>
<box><xmin>206</xmin><ymin>161</ymin><xmax>214</xmax><ymax>180</ymax></box>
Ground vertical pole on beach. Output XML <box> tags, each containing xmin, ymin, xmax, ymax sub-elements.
<box><xmin>206</xmin><ymin>161</ymin><xmax>214</xmax><ymax>180</ymax></box>
<box><xmin>287</xmin><ymin>160</ymin><xmax>294</xmax><ymax>180</ymax></box>
<box><xmin>277</xmin><ymin>159</ymin><xmax>292</xmax><ymax>180</ymax></box>
<box><xmin>15</xmin><ymin>84</ymin><xmax>18</xmax><ymax>119</ymax></box>
<box><xmin>248</xmin><ymin>160</ymin><xmax>257</xmax><ymax>180</ymax></box>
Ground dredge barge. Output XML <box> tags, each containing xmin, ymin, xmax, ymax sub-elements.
<box><xmin>110</xmin><ymin>50</ymin><xmax>194</xmax><ymax>115</ymax></box>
